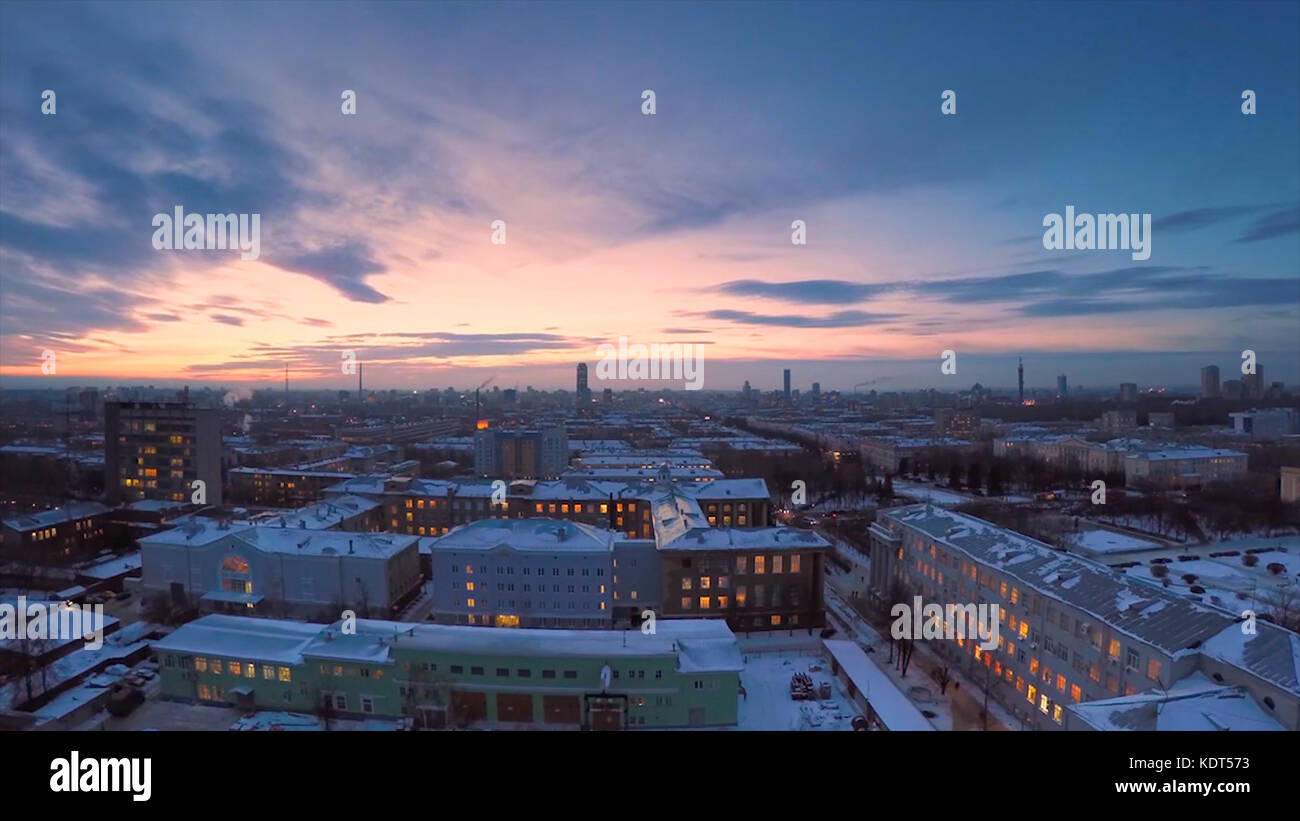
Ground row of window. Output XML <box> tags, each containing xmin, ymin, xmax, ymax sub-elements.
<box><xmin>179</xmin><ymin>655</ymin><xmax>291</xmax><ymax>682</ymax></box>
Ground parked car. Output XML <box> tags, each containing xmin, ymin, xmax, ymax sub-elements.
<box><xmin>114</xmin><ymin>591</ymin><xmax>133</xmax><ymax>602</ymax></box>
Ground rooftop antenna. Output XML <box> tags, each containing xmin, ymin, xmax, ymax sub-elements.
<box><xmin>358</xmin><ymin>362</ymin><xmax>363</xmax><ymax>400</ymax></box>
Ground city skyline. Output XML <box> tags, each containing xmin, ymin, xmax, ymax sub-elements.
<box><xmin>2</xmin><ymin>2</ymin><xmax>1298</xmax><ymax>390</ymax></box>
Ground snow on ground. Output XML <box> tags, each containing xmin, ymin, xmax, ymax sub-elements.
<box><xmin>893</xmin><ymin>481</ymin><xmax>970</xmax><ymax>506</ymax></box>
<box><xmin>735</xmin><ymin>652</ymin><xmax>860</xmax><ymax>730</ymax></box>
<box><xmin>1066</xmin><ymin>529</ymin><xmax>1161</xmax><ymax>554</ymax></box>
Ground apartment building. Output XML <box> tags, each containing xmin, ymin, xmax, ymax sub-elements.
<box><xmin>227</xmin><ymin>466</ymin><xmax>357</xmax><ymax>506</ymax></box>
<box><xmin>0</xmin><ymin>501</ymin><xmax>111</xmax><ymax>561</ymax></box>
<box><xmin>155</xmin><ymin>614</ymin><xmax>742</xmax><ymax>729</ymax></box>
<box><xmin>473</xmin><ymin>427</ymin><xmax>568</xmax><ymax>478</ymax></box>
<box><xmin>653</xmin><ymin>492</ymin><xmax>828</xmax><ymax>631</ymax></box>
<box><xmin>868</xmin><ymin>504</ymin><xmax>1300</xmax><ymax>731</ymax></box>
<box><xmin>1123</xmin><ymin>447</ymin><xmax>1248</xmax><ymax>488</ymax></box>
<box><xmin>105</xmin><ymin>401</ymin><xmax>222</xmax><ymax>505</ymax></box>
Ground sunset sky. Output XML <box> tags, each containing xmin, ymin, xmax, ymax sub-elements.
<box><xmin>1</xmin><ymin>0</ymin><xmax>1297</xmax><ymax>393</ymax></box>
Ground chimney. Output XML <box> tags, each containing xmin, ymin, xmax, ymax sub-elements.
<box><xmin>348</xmin><ymin>539</ymin><xmax>354</xmax><ymax>555</ymax></box>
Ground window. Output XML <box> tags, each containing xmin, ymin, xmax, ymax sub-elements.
<box><xmin>681</xmin><ymin>597</ymin><xmax>692</xmax><ymax>609</ymax></box>
<box><xmin>278</xmin><ymin>666</ymin><xmax>291</xmax><ymax>682</ymax></box>
<box><xmin>542</xmin><ymin>670</ymin><xmax>556</xmax><ymax>679</ymax></box>
<box><xmin>497</xmin><ymin>668</ymin><xmax>509</xmax><ymax>677</ymax></box>
<box><xmin>263</xmin><ymin>664</ymin><xmax>275</xmax><ymax>680</ymax></box>
<box><xmin>517</xmin><ymin>669</ymin><xmax>531</xmax><ymax>678</ymax></box>
<box><xmin>211</xmin><ymin>659</ymin><xmax>223</xmax><ymax>675</ymax></box>
<box><xmin>450</xmin><ymin>665</ymin><xmax>464</xmax><ymax>674</ymax></box>
<box><xmin>700</xmin><ymin>576</ymin><xmax>711</xmax><ymax>590</ymax></box>
<box><xmin>229</xmin><ymin>661</ymin><xmax>242</xmax><ymax>676</ymax></box>
<box><xmin>1108</xmin><ymin>638</ymin><xmax>1121</xmax><ymax>660</ymax></box>
<box><xmin>790</xmin><ymin>554</ymin><xmax>801</xmax><ymax>573</ymax></box>
<box><xmin>1055</xmin><ymin>674</ymin><xmax>1066</xmax><ymax>693</ymax></box>
<box><xmin>681</xmin><ymin>578</ymin><xmax>692</xmax><ymax>590</ymax></box>
<box><xmin>699</xmin><ymin>596</ymin><xmax>711</xmax><ymax>609</ymax></box>
<box><xmin>1126</xmin><ymin>648</ymin><xmax>1139</xmax><ymax>670</ymax></box>
<box><xmin>773</xmin><ymin>555</ymin><xmax>783</xmax><ymax>574</ymax></box>
<box><xmin>770</xmin><ymin>615</ymin><xmax>781</xmax><ymax>626</ymax></box>
<box><xmin>1052</xmin><ymin>704</ymin><xmax>1063</xmax><ymax>724</ymax></box>
<box><xmin>736</xmin><ymin>556</ymin><xmax>747</xmax><ymax>573</ymax></box>
<box><xmin>1027</xmin><ymin>684</ymin><xmax>1037</xmax><ymax>704</ymax></box>
<box><xmin>471</xmin><ymin>666</ymin><xmax>484</xmax><ymax>675</ymax></box>
<box><xmin>194</xmin><ymin>658</ymin><xmax>207</xmax><ymax>672</ymax></box>
<box><xmin>1146</xmin><ymin>658</ymin><xmax>1162</xmax><ymax>681</ymax></box>
<box><xmin>361</xmin><ymin>696</ymin><xmax>374</xmax><ymax>714</ymax></box>
<box><xmin>754</xmin><ymin>556</ymin><xmax>766</xmax><ymax>575</ymax></box>
<box><xmin>563</xmin><ymin>670</ymin><xmax>577</xmax><ymax>679</ymax></box>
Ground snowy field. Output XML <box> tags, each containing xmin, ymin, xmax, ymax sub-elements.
<box><xmin>735</xmin><ymin>652</ymin><xmax>861</xmax><ymax>730</ymax></box>
<box><xmin>893</xmin><ymin>481</ymin><xmax>970</xmax><ymax>506</ymax></box>
<box><xmin>1065</xmin><ymin>529</ymin><xmax>1161</xmax><ymax>555</ymax></box>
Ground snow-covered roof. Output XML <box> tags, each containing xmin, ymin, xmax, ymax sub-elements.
<box><xmin>823</xmin><ymin>639</ymin><xmax>935</xmax><ymax>731</ymax></box>
<box><xmin>1067</xmin><ymin>672</ymin><xmax>1285</xmax><ymax>731</ymax></box>
<box><xmin>425</xmin><ymin>518</ymin><xmax>617</xmax><ymax>554</ymax></box>
<box><xmin>3</xmin><ymin>501</ymin><xmax>111</xmax><ymax>531</ymax></box>
<box><xmin>156</xmin><ymin>614</ymin><xmax>743</xmax><ymax>672</ymax></box>
<box><xmin>881</xmin><ymin>504</ymin><xmax>1236</xmax><ymax>656</ymax></box>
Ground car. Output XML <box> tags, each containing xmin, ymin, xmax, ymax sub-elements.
<box><xmin>114</xmin><ymin>591</ymin><xmax>133</xmax><ymax>602</ymax></box>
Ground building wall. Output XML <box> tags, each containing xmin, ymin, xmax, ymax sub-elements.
<box><xmin>140</xmin><ymin>534</ymin><xmax>421</xmax><ymax>619</ymax></box>
<box><xmin>429</xmin><ymin>545</ymin><xmax>613</xmax><ymax>628</ymax></box>
<box><xmin>658</xmin><ymin>548</ymin><xmax>825</xmax><ymax>631</ymax></box>
<box><xmin>157</xmin><ymin>640</ymin><xmax>738</xmax><ymax>728</ymax></box>
<box><xmin>106</xmin><ymin>402</ymin><xmax>222</xmax><ymax>505</ymax></box>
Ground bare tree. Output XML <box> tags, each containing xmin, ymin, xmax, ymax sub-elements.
<box><xmin>932</xmin><ymin>665</ymin><xmax>952</xmax><ymax>695</ymax></box>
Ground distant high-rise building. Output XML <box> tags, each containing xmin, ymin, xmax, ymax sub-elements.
<box><xmin>1017</xmin><ymin>358</ymin><xmax>1024</xmax><ymax>404</ymax></box>
<box><xmin>742</xmin><ymin>380</ymin><xmax>752</xmax><ymax>401</ymax></box>
<box><xmin>1200</xmin><ymin>365</ymin><xmax>1221</xmax><ymax>399</ymax></box>
<box><xmin>1222</xmin><ymin>379</ymin><xmax>1245</xmax><ymax>399</ymax></box>
<box><xmin>1244</xmin><ymin>364</ymin><xmax>1264</xmax><ymax>400</ymax></box>
<box><xmin>576</xmin><ymin>363</ymin><xmax>592</xmax><ymax>407</ymax></box>
<box><xmin>811</xmin><ymin>382</ymin><xmax>821</xmax><ymax>400</ymax></box>
<box><xmin>474</xmin><ymin>427</ymin><xmax>568</xmax><ymax>479</ymax></box>
<box><xmin>783</xmin><ymin>369</ymin><xmax>791</xmax><ymax>399</ymax></box>
<box><xmin>1056</xmin><ymin>375</ymin><xmax>1068</xmax><ymax>399</ymax></box>
<box><xmin>105</xmin><ymin>401</ymin><xmax>222</xmax><ymax>505</ymax></box>
<box><xmin>602</xmin><ymin>388</ymin><xmax>613</xmax><ymax>404</ymax></box>
<box><xmin>79</xmin><ymin>388</ymin><xmax>100</xmax><ymax>422</ymax></box>
<box><xmin>1119</xmin><ymin>382</ymin><xmax>1138</xmax><ymax>403</ymax></box>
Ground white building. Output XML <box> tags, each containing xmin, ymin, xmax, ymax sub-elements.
<box><xmin>424</xmin><ymin>518</ymin><xmax>637</xmax><ymax>628</ymax></box>
<box><xmin>139</xmin><ymin>519</ymin><xmax>422</xmax><ymax>620</ymax></box>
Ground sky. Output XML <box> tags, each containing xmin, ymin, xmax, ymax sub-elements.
<box><xmin>0</xmin><ymin>0</ymin><xmax>1297</xmax><ymax>394</ymax></box>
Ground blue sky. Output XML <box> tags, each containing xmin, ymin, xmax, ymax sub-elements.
<box><xmin>0</xmin><ymin>0</ymin><xmax>1296</xmax><ymax>391</ymax></box>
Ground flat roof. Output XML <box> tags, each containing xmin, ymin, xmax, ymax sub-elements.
<box><xmin>823</xmin><ymin>639</ymin><xmax>935</xmax><ymax>731</ymax></box>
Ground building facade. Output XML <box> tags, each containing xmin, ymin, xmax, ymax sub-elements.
<box><xmin>154</xmin><ymin>614</ymin><xmax>742</xmax><ymax>729</ymax></box>
<box><xmin>868</xmin><ymin>504</ymin><xmax>1300</xmax><ymax>731</ymax></box>
<box><xmin>105</xmin><ymin>401</ymin><xmax>222</xmax><ymax>505</ymax></box>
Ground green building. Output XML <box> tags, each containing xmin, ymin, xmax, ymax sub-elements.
<box><xmin>154</xmin><ymin>614</ymin><xmax>741</xmax><ymax>729</ymax></box>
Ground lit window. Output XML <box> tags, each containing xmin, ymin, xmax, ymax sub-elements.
<box><xmin>700</xmin><ymin>577</ymin><xmax>710</xmax><ymax>590</ymax></box>
<box><xmin>194</xmin><ymin>658</ymin><xmax>207</xmax><ymax>672</ymax></box>
<box><xmin>754</xmin><ymin>556</ymin><xmax>766</xmax><ymax>575</ymax></box>
<box><xmin>1070</xmin><ymin>684</ymin><xmax>1082</xmax><ymax>702</ymax></box>
<box><xmin>681</xmin><ymin>578</ymin><xmax>692</xmax><ymax>590</ymax></box>
<box><xmin>278</xmin><ymin>667</ymin><xmax>291</xmax><ymax>682</ymax></box>
<box><xmin>790</xmin><ymin>554</ymin><xmax>801</xmax><ymax>573</ymax></box>
<box><xmin>681</xmin><ymin>597</ymin><xmax>692</xmax><ymax>609</ymax></box>
<box><xmin>699</xmin><ymin>596</ymin><xmax>711</xmax><ymax>609</ymax></box>
<box><xmin>773</xmin><ymin>556</ymin><xmax>783</xmax><ymax>574</ymax></box>
<box><xmin>770</xmin><ymin>615</ymin><xmax>781</xmax><ymax>626</ymax></box>
<box><xmin>466</xmin><ymin>598</ymin><xmax>476</xmax><ymax>608</ymax></box>
<box><xmin>263</xmin><ymin>665</ymin><xmax>275</xmax><ymax>680</ymax></box>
